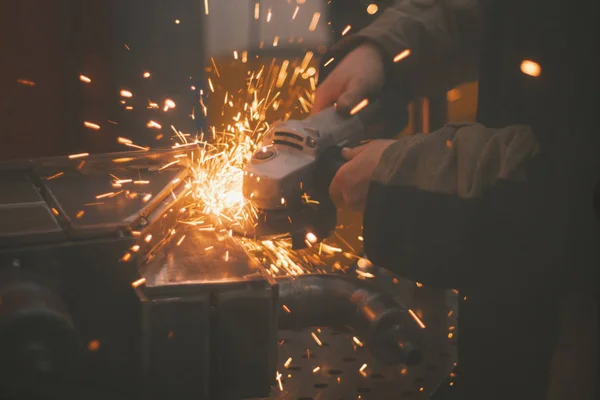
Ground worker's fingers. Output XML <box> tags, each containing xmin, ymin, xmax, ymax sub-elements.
<box><xmin>335</xmin><ymin>79</ymin><xmax>368</xmax><ymax>115</ymax></box>
<box><xmin>312</xmin><ymin>75</ymin><xmax>343</xmax><ymax>115</ymax></box>
<box><xmin>341</xmin><ymin>145</ymin><xmax>367</xmax><ymax>161</ymax></box>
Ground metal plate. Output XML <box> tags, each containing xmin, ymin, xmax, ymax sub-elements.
<box><xmin>260</xmin><ymin>275</ymin><xmax>458</xmax><ymax>400</ymax></box>
<box><xmin>43</xmin><ymin>168</ymin><xmax>183</xmax><ymax>232</ymax></box>
<box><xmin>0</xmin><ymin>171</ymin><xmax>64</xmax><ymax>243</ymax></box>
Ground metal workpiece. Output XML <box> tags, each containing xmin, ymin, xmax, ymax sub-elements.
<box><xmin>276</xmin><ymin>274</ymin><xmax>423</xmax><ymax>366</ymax></box>
<box><xmin>137</xmin><ymin>229</ymin><xmax>278</xmax><ymax>400</ymax></box>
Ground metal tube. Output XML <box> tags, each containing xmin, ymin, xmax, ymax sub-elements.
<box><xmin>276</xmin><ymin>274</ymin><xmax>423</xmax><ymax>366</ymax></box>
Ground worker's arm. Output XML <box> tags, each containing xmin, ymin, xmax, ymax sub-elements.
<box><xmin>313</xmin><ymin>0</ymin><xmax>484</xmax><ymax>113</ymax></box>
<box><xmin>359</xmin><ymin>123</ymin><xmax>548</xmax><ymax>288</ymax></box>
<box><xmin>351</xmin><ymin>0</ymin><xmax>483</xmax><ymax>94</ymax></box>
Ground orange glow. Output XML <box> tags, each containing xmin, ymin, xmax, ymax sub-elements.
<box><xmin>88</xmin><ymin>340</ymin><xmax>101</xmax><ymax>352</ymax></box>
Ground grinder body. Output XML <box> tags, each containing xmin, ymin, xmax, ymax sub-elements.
<box><xmin>243</xmin><ymin>105</ymin><xmax>372</xmax><ymax>211</ymax></box>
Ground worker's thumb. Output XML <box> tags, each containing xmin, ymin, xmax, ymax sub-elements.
<box><xmin>341</xmin><ymin>145</ymin><xmax>366</xmax><ymax>161</ymax></box>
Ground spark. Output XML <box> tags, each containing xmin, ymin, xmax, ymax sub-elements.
<box><xmin>80</xmin><ymin>75</ymin><xmax>92</xmax><ymax>83</ymax></box>
<box><xmin>131</xmin><ymin>278</ymin><xmax>146</xmax><ymax>288</ymax></box>
<box><xmin>521</xmin><ymin>60</ymin><xmax>541</xmax><ymax>77</ymax></box>
<box><xmin>323</xmin><ymin>57</ymin><xmax>334</xmax><ymax>67</ymax></box>
<box><xmin>147</xmin><ymin>120</ymin><xmax>162</xmax><ymax>129</ymax></box>
<box><xmin>144</xmin><ymin>234</ymin><xmax>152</xmax><ymax>243</ymax></box>
<box><xmin>159</xmin><ymin>159</ymin><xmax>180</xmax><ymax>170</ymax></box>
<box><xmin>282</xmin><ymin>304</ymin><xmax>291</xmax><ymax>313</ymax></box>
<box><xmin>352</xmin><ymin>337</ymin><xmax>364</xmax><ymax>347</ymax></box>
<box><xmin>17</xmin><ymin>78</ymin><xmax>36</xmax><ymax>86</ymax></box>
<box><xmin>68</xmin><ymin>153</ymin><xmax>89</xmax><ymax>159</ymax></box>
<box><xmin>292</xmin><ymin>6</ymin><xmax>299</xmax><ymax>20</ymax></box>
<box><xmin>311</xmin><ymin>332</ymin><xmax>322</xmax><ymax>346</ymax></box>
<box><xmin>96</xmin><ymin>192</ymin><xmax>114</xmax><ymax>199</ymax></box>
<box><xmin>306</xmin><ymin>232</ymin><xmax>317</xmax><ymax>244</ymax></box>
<box><xmin>120</xmin><ymin>89</ymin><xmax>133</xmax><ymax>98</ymax></box>
<box><xmin>349</xmin><ymin>99</ymin><xmax>369</xmax><ymax>115</ymax></box>
<box><xmin>203</xmin><ymin>0</ymin><xmax>209</xmax><ymax>14</ymax></box>
<box><xmin>394</xmin><ymin>49</ymin><xmax>411</xmax><ymax>62</ymax></box>
<box><xmin>367</xmin><ymin>4</ymin><xmax>378</xmax><ymax>14</ymax></box>
<box><xmin>143</xmin><ymin>71</ymin><xmax>151</xmax><ymax>78</ymax></box>
<box><xmin>341</xmin><ymin>25</ymin><xmax>352</xmax><ymax>36</ymax></box>
<box><xmin>46</xmin><ymin>172</ymin><xmax>64</xmax><ymax>180</ymax></box>
<box><xmin>175</xmin><ymin>19</ymin><xmax>180</xmax><ymax>24</ymax></box>
<box><xmin>210</xmin><ymin>57</ymin><xmax>221</xmax><ymax>77</ymax></box>
<box><xmin>164</xmin><ymin>98</ymin><xmax>176</xmax><ymax>110</ymax></box>
<box><xmin>408</xmin><ymin>309</ymin><xmax>427</xmax><ymax>329</ymax></box>
<box><xmin>267</xmin><ymin>8</ymin><xmax>272</xmax><ymax>22</ymax></box>
<box><xmin>312</xmin><ymin>366</ymin><xmax>320</xmax><ymax>373</ymax></box>
<box><xmin>254</xmin><ymin>3</ymin><xmax>259</xmax><ymax>19</ymax></box>
<box><xmin>359</xmin><ymin>364</ymin><xmax>367</xmax><ymax>372</ymax></box>
<box><xmin>308</xmin><ymin>12</ymin><xmax>320</xmax><ymax>31</ymax></box>
<box><xmin>356</xmin><ymin>270</ymin><xmax>375</xmax><ymax>278</ymax></box>
<box><xmin>284</xmin><ymin>357</ymin><xmax>292</xmax><ymax>368</ymax></box>
<box><xmin>84</xmin><ymin>121</ymin><xmax>100</xmax><ymax>130</ymax></box>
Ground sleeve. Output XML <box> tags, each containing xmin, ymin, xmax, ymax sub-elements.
<box><xmin>362</xmin><ymin>123</ymin><xmax>547</xmax><ymax>289</ymax></box>
<box><xmin>328</xmin><ymin>0</ymin><xmax>485</xmax><ymax>97</ymax></box>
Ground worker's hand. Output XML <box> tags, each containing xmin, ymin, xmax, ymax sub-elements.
<box><xmin>329</xmin><ymin>139</ymin><xmax>395</xmax><ymax>212</ymax></box>
<box><xmin>312</xmin><ymin>43</ymin><xmax>386</xmax><ymax>115</ymax></box>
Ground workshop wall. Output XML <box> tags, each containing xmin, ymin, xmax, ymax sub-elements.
<box><xmin>205</xmin><ymin>0</ymin><xmax>330</xmax><ymax>58</ymax></box>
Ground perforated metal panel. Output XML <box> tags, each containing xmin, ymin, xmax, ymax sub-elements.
<box><xmin>258</xmin><ymin>274</ymin><xmax>459</xmax><ymax>400</ymax></box>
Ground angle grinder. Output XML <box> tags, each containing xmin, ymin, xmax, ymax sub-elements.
<box><xmin>235</xmin><ymin>91</ymin><xmax>407</xmax><ymax>248</ymax></box>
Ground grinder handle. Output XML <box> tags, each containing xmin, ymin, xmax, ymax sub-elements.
<box><xmin>302</xmin><ymin>88</ymin><xmax>408</xmax><ymax>150</ymax></box>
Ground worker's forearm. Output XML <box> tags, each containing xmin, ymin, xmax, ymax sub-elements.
<box><xmin>335</xmin><ymin>0</ymin><xmax>484</xmax><ymax>97</ymax></box>
<box><xmin>362</xmin><ymin>123</ymin><xmax>544</xmax><ymax>288</ymax></box>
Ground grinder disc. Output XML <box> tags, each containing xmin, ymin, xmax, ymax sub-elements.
<box><xmin>229</xmin><ymin>199</ymin><xmax>337</xmax><ymax>249</ymax></box>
